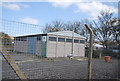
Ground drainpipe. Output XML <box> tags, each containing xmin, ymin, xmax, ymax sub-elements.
<box><xmin>72</xmin><ymin>29</ymin><xmax>74</xmax><ymax>57</ymax></box>
<box><xmin>85</xmin><ymin>24</ymin><xmax>94</xmax><ymax>81</ymax></box>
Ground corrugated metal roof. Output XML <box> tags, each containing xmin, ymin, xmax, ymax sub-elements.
<box><xmin>47</xmin><ymin>31</ymin><xmax>85</xmax><ymax>39</ymax></box>
<box><xmin>14</xmin><ymin>31</ymin><xmax>86</xmax><ymax>39</ymax></box>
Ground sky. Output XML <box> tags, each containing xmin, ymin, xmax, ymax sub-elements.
<box><xmin>0</xmin><ymin>0</ymin><xmax>119</xmax><ymax>36</ymax></box>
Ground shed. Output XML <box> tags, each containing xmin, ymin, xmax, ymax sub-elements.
<box><xmin>14</xmin><ymin>31</ymin><xmax>86</xmax><ymax>57</ymax></box>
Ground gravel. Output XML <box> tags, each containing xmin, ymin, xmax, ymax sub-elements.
<box><xmin>1</xmin><ymin>53</ymin><xmax>119</xmax><ymax>80</ymax></box>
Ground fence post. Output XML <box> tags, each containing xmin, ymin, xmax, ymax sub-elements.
<box><xmin>85</xmin><ymin>24</ymin><xmax>94</xmax><ymax>81</ymax></box>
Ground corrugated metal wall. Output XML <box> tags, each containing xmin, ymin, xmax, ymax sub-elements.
<box><xmin>28</xmin><ymin>37</ymin><xmax>37</xmax><ymax>54</ymax></box>
<box><xmin>14</xmin><ymin>41</ymin><xmax>28</xmax><ymax>53</ymax></box>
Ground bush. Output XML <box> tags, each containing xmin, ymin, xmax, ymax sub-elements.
<box><xmin>85</xmin><ymin>48</ymin><xmax>119</xmax><ymax>59</ymax></box>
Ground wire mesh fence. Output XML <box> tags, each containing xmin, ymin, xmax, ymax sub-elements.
<box><xmin>0</xmin><ymin>19</ymin><xmax>45</xmax><ymax>81</ymax></box>
<box><xmin>0</xmin><ymin>19</ymin><xmax>119</xmax><ymax>81</ymax></box>
<box><xmin>1</xmin><ymin>19</ymin><xmax>43</xmax><ymax>36</ymax></box>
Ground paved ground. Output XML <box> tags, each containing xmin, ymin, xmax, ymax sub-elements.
<box><xmin>1</xmin><ymin>53</ymin><xmax>119</xmax><ymax>80</ymax></box>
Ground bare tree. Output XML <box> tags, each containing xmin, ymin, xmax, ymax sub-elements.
<box><xmin>93</xmin><ymin>10</ymin><xmax>114</xmax><ymax>48</ymax></box>
<box><xmin>43</xmin><ymin>20</ymin><xmax>83</xmax><ymax>34</ymax></box>
<box><xmin>110</xmin><ymin>18</ymin><xmax>120</xmax><ymax>46</ymax></box>
<box><xmin>43</xmin><ymin>20</ymin><xmax>64</xmax><ymax>33</ymax></box>
<box><xmin>64</xmin><ymin>21</ymin><xmax>81</xmax><ymax>34</ymax></box>
<box><xmin>79</xmin><ymin>19</ymin><xmax>94</xmax><ymax>43</ymax></box>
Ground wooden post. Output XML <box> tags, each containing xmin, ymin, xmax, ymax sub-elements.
<box><xmin>85</xmin><ymin>24</ymin><xmax>94</xmax><ymax>81</ymax></box>
<box><xmin>1</xmin><ymin>46</ymin><xmax>28</xmax><ymax>81</ymax></box>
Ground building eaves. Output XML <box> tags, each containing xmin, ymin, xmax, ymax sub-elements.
<box><xmin>47</xmin><ymin>31</ymin><xmax>86</xmax><ymax>39</ymax></box>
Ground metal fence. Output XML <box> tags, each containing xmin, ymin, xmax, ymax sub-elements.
<box><xmin>1</xmin><ymin>19</ymin><xmax>44</xmax><ymax>80</ymax></box>
<box><xmin>0</xmin><ymin>19</ymin><xmax>119</xmax><ymax>81</ymax></box>
<box><xmin>1</xmin><ymin>19</ymin><xmax>87</xmax><ymax>80</ymax></box>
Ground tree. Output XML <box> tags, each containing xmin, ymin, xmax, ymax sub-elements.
<box><xmin>79</xmin><ymin>19</ymin><xmax>94</xmax><ymax>43</ymax></box>
<box><xmin>43</xmin><ymin>20</ymin><xmax>83</xmax><ymax>34</ymax></box>
<box><xmin>0</xmin><ymin>32</ymin><xmax>13</xmax><ymax>51</ymax></box>
<box><xmin>110</xmin><ymin>18</ymin><xmax>120</xmax><ymax>46</ymax></box>
<box><xmin>43</xmin><ymin>20</ymin><xmax>64</xmax><ymax>33</ymax></box>
<box><xmin>64</xmin><ymin>21</ymin><xmax>81</xmax><ymax>34</ymax></box>
<box><xmin>93</xmin><ymin>10</ymin><xmax>114</xmax><ymax>48</ymax></box>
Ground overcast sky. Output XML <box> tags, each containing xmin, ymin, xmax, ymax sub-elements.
<box><xmin>0</xmin><ymin>0</ymin><xmax>119</xmax><ymax>36</ymax></box>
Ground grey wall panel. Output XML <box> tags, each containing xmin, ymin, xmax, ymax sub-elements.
<box><xmin>79</xmin><ymin>44</ymin><xmax>85</xmax><ymax>57</ymax></box>
<box><xmin>47</xmin><ymin>41</ymin><xmax>56</xmax><ymax>57</ymax></box>
<box><xmin>65</xmin><ymin>43</ymin><xmax>72</xmax><ymax>57</ymax></box>
<box><xmin>74</xmin><ymin>43</ymin><xmax>79</xmax><ymax>57</ymax></box>
<box><xmin>56</xmin><ymin>42</ymin><xmax>64</xmax><ymax>57</ymax></box>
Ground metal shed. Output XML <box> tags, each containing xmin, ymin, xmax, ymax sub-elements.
<box><xmin>14</xmin><ymin>31</ymin><xmax>86</xmax><ymax>58</ymax></box>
